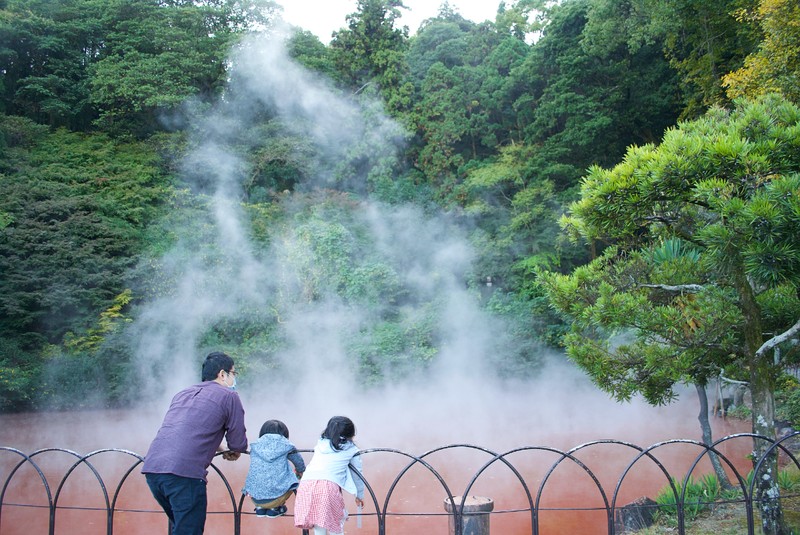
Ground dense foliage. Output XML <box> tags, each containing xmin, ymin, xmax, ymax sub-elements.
<box><xmin>0</xmin><ymin>0</ymin><xmax>797</xmax><ymax>451</ymax></box>
<box><xmin>539</xmin><ymin>95</ymin><xmax>800</xmax><ymax>409</ymax></box>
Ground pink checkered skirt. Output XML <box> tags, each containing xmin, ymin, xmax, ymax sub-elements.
<box><xmin>293</xmin><ymin>479</ymin><xmax>347</xmax><ymax>533</ymax></box>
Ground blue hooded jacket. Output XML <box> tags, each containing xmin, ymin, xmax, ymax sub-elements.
<box><xmin>243</xmin><ymin>434</ymin><xmax>306</xmax><ymax>501</ymax></box>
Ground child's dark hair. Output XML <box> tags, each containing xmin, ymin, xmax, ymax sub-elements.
<box><xmin>259</xmin><ymin>419</ymin><xmax>289</xmax><ymax>438</ymax></box>
<box><xmin>321</xmin><ymin>416</ymin><xmax>356</xmax><ymax>451</ymax></box>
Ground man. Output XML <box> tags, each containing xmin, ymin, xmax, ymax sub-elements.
<box><xmin>142</xmin><ymin>351</ymin><xmax>248</xmax><ymax>534</ymax></box>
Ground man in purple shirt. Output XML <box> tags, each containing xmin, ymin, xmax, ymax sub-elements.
<box><xmin>142</xmin><ymin>351</ymin><xmax>248</xmax><ymax>534</ymax></box>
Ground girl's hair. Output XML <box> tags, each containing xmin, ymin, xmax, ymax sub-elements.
<box><xmin>321</xmin><ymin>416</ymin><xmax>356</xmax><ymax>451</ymax></box>
<box><xmin>259</xmin><ymin>419</ymin><xmax>290</xmax><ymax>438</ymax></box>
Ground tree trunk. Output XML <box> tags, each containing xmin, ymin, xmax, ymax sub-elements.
<box><xmin>750</xmin><ymin>358</ymin><xmax>785</xmax><ymax>535</ymax></box>
<box><xmin>695</xmin><ymin>383</ymin><xmax>733</xmax><ymax>489</ymax></box>
<box><xmin>735</xmin><ymin>269</ymin><xmax>786</xmax><ymax>535</ymax></box>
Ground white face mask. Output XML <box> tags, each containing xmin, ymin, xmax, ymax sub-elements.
<box><xmin>225</xmin><ymin>370</ymin><xmax>237</xmax><ymax>390</ymax></box>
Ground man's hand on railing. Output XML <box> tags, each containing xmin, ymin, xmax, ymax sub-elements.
<box><xmin>221</xmin><ymin>450</ymin><xmax>241</xmax><ymax>461</ymax></box>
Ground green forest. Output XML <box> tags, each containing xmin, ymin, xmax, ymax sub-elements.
<box><xmin>1</xmin><ymin>0</ymin><xmax>799</xmax><ymax>444</ymax></box>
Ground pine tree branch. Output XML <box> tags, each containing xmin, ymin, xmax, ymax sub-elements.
<box><xmin>639</xmin><ymin>283</ymin><xmax>705</xmax><ymax>293</ymax></box>
<box><xmin>755</xmin><ymin>318</ymin><xmax>800</xmax><ymax>359</ymax></box>
<box><xmin>719</xmin><ymin>373</ymin><xmax>748</xmax><ymax>386</ymax></box>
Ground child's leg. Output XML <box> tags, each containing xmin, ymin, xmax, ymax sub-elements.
<box><xmin>313</xmin><ymin>527</ymin><xmax>327</xmax><ymax>535</ymax></box>
<box><xmin>252</xmin><ymin>489</ymin><xmax>293</xmax><ymax>510</ymax></box>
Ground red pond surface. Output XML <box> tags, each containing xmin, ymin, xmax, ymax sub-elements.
<box><xmin>0</xmin><ymin>405</ymin><xmax>753</xmax><ymax>535</ymax></box>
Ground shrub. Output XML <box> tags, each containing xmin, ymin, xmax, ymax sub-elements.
<box><xmin>653</xmin><ymin>474</ymin><xmax>721</xmax><ymax>524</ymax></box>
<box><xmin>775</xmin><ymin>375</ymin><xmax>800</xmax><ymax>428</ymax></box>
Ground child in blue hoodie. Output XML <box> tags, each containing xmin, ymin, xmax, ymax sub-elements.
<box><xmin>243</xmin><ymin>419</ymin><xmax>306</xmax><ymax>518</ymax></box>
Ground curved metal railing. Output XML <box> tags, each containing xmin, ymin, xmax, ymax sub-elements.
<box><xmin>0</xmin><ymin>432</ymin><xmax>797</xmax><ymax>534</ymax></box>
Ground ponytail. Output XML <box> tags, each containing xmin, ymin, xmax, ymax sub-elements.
<box><xmin>321</xmin><ymin>416</ymin><xmax>356</xmax><ymax>451</ymax></box>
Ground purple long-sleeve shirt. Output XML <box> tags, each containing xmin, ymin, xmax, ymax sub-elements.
<box><xmin>142</xmin><ymin>381</ymin><xmax>247</xmax><ymax>480</ymax></box>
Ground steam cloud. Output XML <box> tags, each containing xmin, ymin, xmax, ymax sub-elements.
<box><xmin>123</xmin><ymin>28</ymin><xmax>699</xmax><ymax>453</ymax></box>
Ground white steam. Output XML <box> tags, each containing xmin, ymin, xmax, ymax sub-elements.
<box><xmin>126</xmin><ymin>29</ymin><xmax>698</xmax><ymax>453</ymax></box>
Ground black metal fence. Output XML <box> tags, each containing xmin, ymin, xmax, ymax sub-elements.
<box><xmin>1</xmin><ymin>432</ymin><xmax>798</xmax><ymax>535</ymax></box>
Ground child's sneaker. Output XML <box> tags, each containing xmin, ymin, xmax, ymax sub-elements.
<box><xmin>254</xmin><ymin>507</ymin><xmax>268</xmax><ymax>518</ymax></box>
<box><xmin>264</xmin><ymin>505</ymin><xmax>287</xmax><ymax>518</ymax></box>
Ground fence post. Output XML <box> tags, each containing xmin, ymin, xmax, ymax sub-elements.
<box><xmin>444</xmin><ymin>495</ymin><xmax>493</xmax><ymax>535</ymax></box>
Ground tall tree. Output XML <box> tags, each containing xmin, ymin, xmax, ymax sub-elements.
<box><xmin>621</xmin><ymin>0</ymin><xmax>761</xmax><ymax>117</ymax></box>
<box><xmin>406</xmin><ymin>12</ymin><xmax>472</xmax><ymax>81</ymax></box>
<box><xmin>89</xmin><ymin>0</ymin><xmax>278</xmax><ymax>136</ymax></box>
<box><xmin>509</xmin><ymin>0</ymin><xmax>681</xmax><ymax>190</ymax></box>
<box><xmin>406</xmin><ymin>11</ymin><xmax>528</xmax><ymax>194</ymax></box>
<box><xmin>287</xmin><ymin>29</ymin><xmax>340</xmax><ymax>82</ymax></box>
<box><xmin>413</xmin><ymin>61</ymin><xmax>470</xmax><ymax>189</ymax></box>
<box><xmin>0</xmin><ymin>0</ymin><xmax>103</xmax><ymax>129</ymax></box>
<box><xmin>329</xmin><ymin>0</ymin><xmax>411</xmax><ymax>112</ymax></box>
<box><xmin>0</xmin><ymin>0</ymin><xmax>278</xmax><ymax>135</ymax></box>
<box><xmin>494</xmin><ymin>0</ymin><xmax>547</xmax><ymax>40</ymax></box>
<box><xmin>538</xmin><ymin>94</ymin><xmax>800</xmax><ymax>534</ymax></box>
<box><xmin>722</xmin><ymin>0</ymin><xmax>800</xmax><ymax>103</ymax></box>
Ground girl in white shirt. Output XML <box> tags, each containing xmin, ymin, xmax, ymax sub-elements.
<box><xmin>293</xmin><ymin>416</ymin><xmax>365</xmax><ymax>535</ymax></box>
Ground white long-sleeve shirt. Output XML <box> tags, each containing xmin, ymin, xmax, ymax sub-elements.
<box><xmin>302</xmin><ymin>438</ymin><xmax>364</xmax><ymax>499</ymax></box>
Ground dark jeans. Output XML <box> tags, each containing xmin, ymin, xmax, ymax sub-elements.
<box><xmin>145</xmin><ymin>472</ymin><xmax>207</xmax><ymax>535</ymax></box>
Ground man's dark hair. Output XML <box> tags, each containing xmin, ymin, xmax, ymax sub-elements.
<box><xmin>259</xmin><ymin>419</ymin><xmax>290</xmax><ymax>438</ymax></box>
<box><xmin>202</xmin><ymin>351</ymin><xmax>234</xmax><ymax>381</ymax></box>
